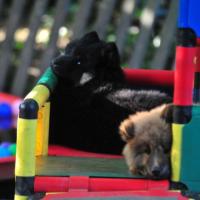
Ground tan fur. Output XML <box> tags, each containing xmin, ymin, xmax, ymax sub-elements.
<box><xmin>119</xmin><ymin>104</ymin><xmax>172</xmax><ymax>179</ymax></box>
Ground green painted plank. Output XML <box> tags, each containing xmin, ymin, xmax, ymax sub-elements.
<box><xmin>37</xmin><ymin>67</ymin><xmax>58</xmax><ymax>92</ymax></box>
<box><xmin>179</xmin><ymin>105</ymin><xmax>200</xmax><ymax>192</ymax></box>
<box><xmin>36</xmin><ymin>156</ymin><xmax>142</xmax><ymax>178</ymax></box>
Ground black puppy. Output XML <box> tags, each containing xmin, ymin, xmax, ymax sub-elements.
<box><xmin>49</xmin><ymin>32</ymin><xmax>171</xmax><ymax>155</ymax></box>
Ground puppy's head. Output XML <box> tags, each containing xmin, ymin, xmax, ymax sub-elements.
<box><xmin>51</xmin><ymin>31</ymin><xmax>123</xmax><ymax>86</ymax></box>
<box><xmin>119</xmin><ymin>104</ymin><xmax>172</xmax><ymax>179</ymax></box>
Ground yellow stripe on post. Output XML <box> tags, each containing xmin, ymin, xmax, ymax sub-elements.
<box><xmin>25</xmin><ymin>85</ymin><xmax>50</xmax><ymax>108</ymax></box>
<box><xmin>171</xmin><ymin>123</ymin><xmax>183</xmax><ymax>181</ymax></box>
<box><xmin>42</xmin><ymin>102</ymin><xmax>50</xmax><ymax>155</ymax></box>
<box><xmin>36</xmin><ymin>102</ymin><xmax>50</xmax><ymax>156</ymax></box>
<box><xmin>15</xmin><ymin>118</ymin><xmax>37</xmax><ymax>177</ymax></box>
<box><xmin>14</xmin><ymin>194</ymin><xmax>29</xmax><ymax>200</ymax></box>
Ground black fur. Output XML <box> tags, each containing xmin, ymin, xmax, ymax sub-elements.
<box><xmin>49</xmin><ymin>32</ymin><xmax>171</xmax><ymax>154</ymax></box>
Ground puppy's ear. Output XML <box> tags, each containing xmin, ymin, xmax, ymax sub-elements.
<box><xmin>119</xmin><ymin>118</ymin><xmax>135</xmax><ymax>142</ymax></box>
<box><xmin>80</xmin><ymin>31</ymin><xmax>100</xmax><ymax>44</ymax></box>
<box><xmin>161</xmin><ymin>104</ymin><xmax>173</xmax><ymax>123</ymax></box>
<box><xmin>103</xmin><ymin>42</ymin><xmax>120</xmax><ymax>68</ymax></box>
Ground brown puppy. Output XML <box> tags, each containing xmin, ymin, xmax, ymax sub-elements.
<box><xmin>119</xmin><ymin>104</ymin><xmax>172</xmax><ymax>179</ymax></box>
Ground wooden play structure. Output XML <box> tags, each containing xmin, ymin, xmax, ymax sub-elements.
<box><xmin>13</xmin><ymin>0</ymin><xmax>200</xmax><ymax>199</ymax></box>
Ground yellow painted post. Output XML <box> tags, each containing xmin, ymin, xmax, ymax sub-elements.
<box><xmin>15</xmin><ymin>195</ymin><xmax>30</xmax><ymax>200</ymax></box>
<box><xmin>25</xmin><ymin>85</ymin><xmax>50</xmax><ymax>107</ymax></box>
<box><xmin>15</xmin><ymin>84</ymin><xmax>50</xmax><ymax>199</ymax></box>
<box><xmin>36</xmin><ymin>102</ymin><xmax>50</xmax><ymax>156</ymax></box>
<box><xmin>15</xmin><ymin>105</ymin><xmax>38</xmax><ymax>200</ymax></box>
<box><xmin>42</xmin><ymin>102</ymin><xmax>50</xmax><ymax>155</ymax></box>
<box><xmin>15</xmin><ymin>119</ymin><xmax>38</xmax><ymax>176</ymax></box>
<box><xmin>171</xmin><ymin>124</ymin><xmax>183</xmax><ymax>181</ymax></box>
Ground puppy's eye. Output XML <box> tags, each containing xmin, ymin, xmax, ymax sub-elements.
<box><xmin>76</xmin><ymin>56</ymin><xmax>82</xmax><ymax>65</ymax></box>
<box><xmin>76</xmin><ymin>58</ymin><xmax>81</xmax><ymax>65</ymax></box>
<box><xmin>144</xmin><ymin>147</ymin><xmax>151</xmax><ymax>154</ymax></box>
<box><xmin>136</xmin><ymin>145</ymin><xmax>151</xmax><ymax>155</ymax></box>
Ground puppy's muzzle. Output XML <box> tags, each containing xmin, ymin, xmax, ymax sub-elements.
<box><xmin>149</xmin><ymin>164</ymin><xmax>170</xmax><ymax>179</ymax></box>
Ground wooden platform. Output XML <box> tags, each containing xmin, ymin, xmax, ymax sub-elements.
<box><xmin>36</xmin><ymin>156</ymin><xmax>141</xmax><ymax>178</ymax></box>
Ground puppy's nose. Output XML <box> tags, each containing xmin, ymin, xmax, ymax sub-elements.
<box><xmin>151</xmin><ymin>166</ymin><xmax>161</xmax><ymax>177</ymax></box>
<box><xmin>151</xmin><ymin>165</ymin><xmax>170</xmax><ymax>179</ymax></box>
